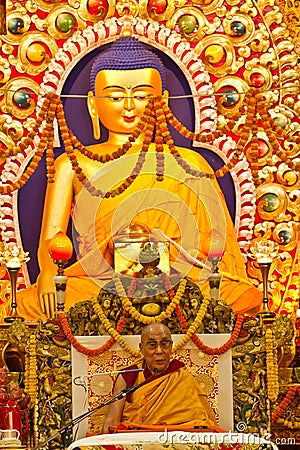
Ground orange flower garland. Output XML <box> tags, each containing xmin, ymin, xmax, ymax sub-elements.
<box><xmin>0</xmin><ymin>94</ymin><xmax>55</xmax><ymax>194</ymax></box>
<box><xmin>163</xmin><ymin>273</ymin><xmax>243</xmax><ymax>354</ymax></box>
<box><xmin>59</xmin><ymin>312</ymin><xmax>127</xmax><ymax>356</ymax></box>
<box><xmin>154</xmin><ymin>98</ymin><xmax>165</xmax><ymax>182</ymax></box>
<box><xmin>114</xmin><ymin>272</ymin><xmax>187</xmax><ymax>325</ymax></box>
<box><xmin>190</xmin><ymin>314</ymin><xmax>244</xmax><ymax>355</ymax></box>
<box><xmin>59</xmin><ymin>267</ymin><xmax>244</xmax><ymax>358</ymax></box>
<box><xmin>1</xmin><ymin>88</ymin><xmax>300</xmax><ymax>194</ymax></box>
<box><xmin>57</xmin><ymin>98</ymin><xmax>156</xmax><ymax>197</ymax></box>
<box><xmin>175</xmin><ymin>296</ymin><xmax>244</xmax><ymax>355</ymax></box>
<box><xmin>271</xmin><ymin>385</ymin><xmax>299</xmax><ymax>423</ymax></box>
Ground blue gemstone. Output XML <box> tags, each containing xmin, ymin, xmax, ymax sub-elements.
<box><xmin>8</xmin><ymin>18</ymin><xmax>25</xmax><ymax>34</ymax></box>
<box><xmin>278</xmin><ymin>230</ymin><xmax>291</xmax><ymax>244</ymax></box>
<box><xmin>261</xmin><ymin>193</ymin><xmax>280</xmax><ymax>212</ymax></box>
<box><xmin>13</xmin><ymin>90</ymin><xmax>33</xmax><ymax>109</ymax></box>
<box><xmin>222</xmin><ymin>89</ymin><xmax>239</xmax><ymax>107</ymax></box>
<box><xmin>231</xmin><ymin>21</ymin><xmax>246</xmax><ymax>37</ymax></box>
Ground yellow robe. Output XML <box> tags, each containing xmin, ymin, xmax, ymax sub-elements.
<box><xmin>15</xmin><ymin>147</ymin><xmax>262</xmax><ymax>320</ymax></box>
<box><xmin>121</xmin><ymin>359</ymin><xmax>217</xmax><ymax>428</ymax></box>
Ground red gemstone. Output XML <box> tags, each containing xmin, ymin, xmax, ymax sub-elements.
<box><xmin>250</xmin><ymin>73</ymin><xmax>265</xmax><ymax>88</ymax></box>
<box><xmin>48</xmin><ymin>231</ymin><xmax>73</xmax><ymax>261</ymax></box>
<box><xmin>257</xmin><ymin>139</ymin><xmax>269</xmax><ymax>158</ymax></box>
<box><xmin>148</xmin><ymin>0</ymin><xmax>167</xmax><ymax>15</ymax></box>
<box><xmin>87</xmin><ymin>0</ymin><xmax>108</xmax><ymax>17</ymax></box>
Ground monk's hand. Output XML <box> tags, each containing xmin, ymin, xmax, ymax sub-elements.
<box><xmin>37</xmin><ymin>271</ymin><xmax>57</xmax><ymax>318</ymax></box>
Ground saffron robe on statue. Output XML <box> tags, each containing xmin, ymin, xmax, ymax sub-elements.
<box><xmin>15</xmin><ymin>146</ymin><xmax>262</xmax><ymax>320</ymax></box>
<box><xmin>118</xmin><ymin>358</ymin><xmax>217</xmax><ymax>428</ymax></box>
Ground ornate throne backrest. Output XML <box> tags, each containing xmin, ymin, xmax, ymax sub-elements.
<box><xmin>71</xmin><ymin>334</ymin><xmax>233</xmax><ymax>439</ymax></box>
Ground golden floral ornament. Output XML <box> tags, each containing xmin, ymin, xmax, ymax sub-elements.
<box><xmin>0</xmin><ymin>244</ymin><xmax>30</xmax><ymax>269</ymax></box>
<box><xmin>248</xmin><ymin>238</ymin><xmax>279</xmax><ymax>264</ymax></box>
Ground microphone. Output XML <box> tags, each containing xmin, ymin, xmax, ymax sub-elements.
<box><xmin>31</xmin><ymin>368</ymin><xmax>158</xmax><ymax>450</ymax></box>
<box><xmin>73</xmin><ymin>368</ymin><xmax>144</xmax><ymax>386</ymax></box>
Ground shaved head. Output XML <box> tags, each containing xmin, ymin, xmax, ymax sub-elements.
<box><xmin>141</xmin><ymin>322</ymin><xmax>171</xmax><ymax>341</ymax></box>
<box><xmin>139</xmin><ymin>322</ymin><xmax>172</xmax><ymax>373</ymax></box>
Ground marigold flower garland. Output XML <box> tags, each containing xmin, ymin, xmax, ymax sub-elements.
<box><xmin>94</xmin><ymin>272</ymin><xmax>212</xmax><ymax>354</ymax></box>
<box><xmin>265</xmin><ymin>327</ymin><xmax>279</xmax><ymax>402</ymax></box>
<box><xmin>167</xmin><ymin>272</ymin><xmax>244</xmax><ymax>355</ymax></box>
<box><xmin>0</xmin><ymin>94</ymin><xmax>55</xmax><ymax>194</ymax></box>
<box><xmin>175</xmin><ymin>300</ymin><xmax>244</xmax><ymax>355</ymax></box>
<box><xmin>190</xmin><ymin>314</ymin><xmax>244</xmax><ymax>355</ymax></box>
<box><xmin>0</xmin><ymin>94</ymin><xmax>51</xmax><ymax>159</ymax></box>
<box><xmin>172</xmin><ymin>298</ymin><xmax>210</xmax><ymax>352</ymax></box>
<box><xmin>57</xmin><ymin>98</ymin><xmax>156</xmax><ymax>197</ymax></box>
<box><xmin>59</xmin><ymin>269</ymin><xmax>243</xmax><ymax>358</ymax></box>
<box><xmin>271</xmin><ymin>385</ymin><xmax>299</xmax><ymax>423</ymax></box>
<box><xmin>113</xmin><ymin>273</ymin><xmax>187</xmax><ymax>325</ymax></box>
<box><xmin>162</xmin><ymin>273</ymin><xmax>212</xmax><ymax>352</ymax></box>
<box><xmin>1</xmin><ymin>89</ymin><xmax>299</xmax><ymax>194</ymax></box>
<box><xmin>154</xmin><ymin>98</ymin><xmax>165</xmax><ymax>182</ymax></box>
<box><xmin>25</xmin><ymin>333</ymin><xmax>39</xmax><ymax>445</ymax></box>
<box><xmin>90</xmin><ymin>298</ymin><xmax>141</xmax><ymax>357</ymax></box>
<box><xmin>24</xmin><ymin>333</ymin><xmax>37</xmax><ymax>410</ymax></box>
<box><xmin>59</xmin><ymin>311</ymin><xmax>131</xmax><ymax>356</ymax></box>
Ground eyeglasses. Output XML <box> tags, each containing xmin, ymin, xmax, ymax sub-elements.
<box><xmin>143</xmin><ymin>339</ymin><xmax>173</xmax><ymax>350</ymax></box>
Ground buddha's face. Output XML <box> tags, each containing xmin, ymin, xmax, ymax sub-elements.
<box><xmin>94</xmin><ymin>68</ymin><xmax>163</xmax><ymax>136</ymax></box>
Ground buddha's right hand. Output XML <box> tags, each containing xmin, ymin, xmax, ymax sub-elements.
<box><xmin>37</xmin><ymin>271</ymin><xmax>57</xmax><ymax>318</ymax></box>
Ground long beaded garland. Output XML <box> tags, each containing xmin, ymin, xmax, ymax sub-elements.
<box><xmin>271</xmin><ymin>385</ymin><xmax>299</xmax><ymax>423</ymax></box>
<box><xmin>113</xmin><ymin>273</ymin><xmax>188</xmax><ymax>325</ymax></box>
<box><xmin>175</xmin><ymin>301</ymin><xmax>244</xmax><ymax>355</ymax></box>
<box><xmin>265</xmin><ymin>327</ymin><xmax>279</xmax><ymax>402</ymax></box>
<box><xmin>25</xmin><ymin>333</ymin><xmax>37</xmax><ymax>409</ymax></box>
<box><xmin>1</xmin><ymin>88</ymin><xmax>298</xmax><ymax>194</ymax></box>
<box><xmin>59</xmin><ymin>311</ymin><xmax>131</xmax><ymax>356</ymax></box>
<box><xmin>25</xmin><ymin>334</ymin><xmax>39</xmax><ymax>445</ymax></box>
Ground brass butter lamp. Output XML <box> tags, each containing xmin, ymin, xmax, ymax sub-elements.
<box><xmin>48</xmin><ymin>231</ymin><xmax>73</xmax><ymax>314</ymax></box>
<box><xmin>0</xmin><ymin>244</ymin><xmax>30</xmax><ymax>322</ymax></box>
<box><xmin>249</xmin><ymin>238</ymin><xmax>279</xmax><ymax>321</ymax></box>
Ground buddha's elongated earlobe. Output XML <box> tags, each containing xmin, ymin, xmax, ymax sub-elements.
<box><xmin>162</xmin><ymin>89</ymin><xmax>169</xmax><ymax>108</ymax></box>
<box><xmin>87</xmin><ymin>91</ymin><xmax>101</xmax><ymax>140</ymax></box>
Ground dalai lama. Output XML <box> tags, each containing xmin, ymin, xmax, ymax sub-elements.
<box><xmin>102</xmin><ymin>322</ymin><xmax>217</xmax><ymax>433</ymax></box>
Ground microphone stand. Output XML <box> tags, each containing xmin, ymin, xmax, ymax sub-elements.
<box><xmin>31</xmin><ymin>370</ymin><xmax>157</xmax><ymax>450</ymax></box>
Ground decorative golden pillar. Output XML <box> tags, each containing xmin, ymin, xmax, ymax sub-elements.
<box><xmin>0</xmin><ymin>0</ymin><xmax>6</xmax><ymax>35</ymax></box>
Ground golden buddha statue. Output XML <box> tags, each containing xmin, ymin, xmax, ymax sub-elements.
<box><xmin>15</xmin><ymin>37</ymin><xmax>262</xmax><ymax>320</ymax></box>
